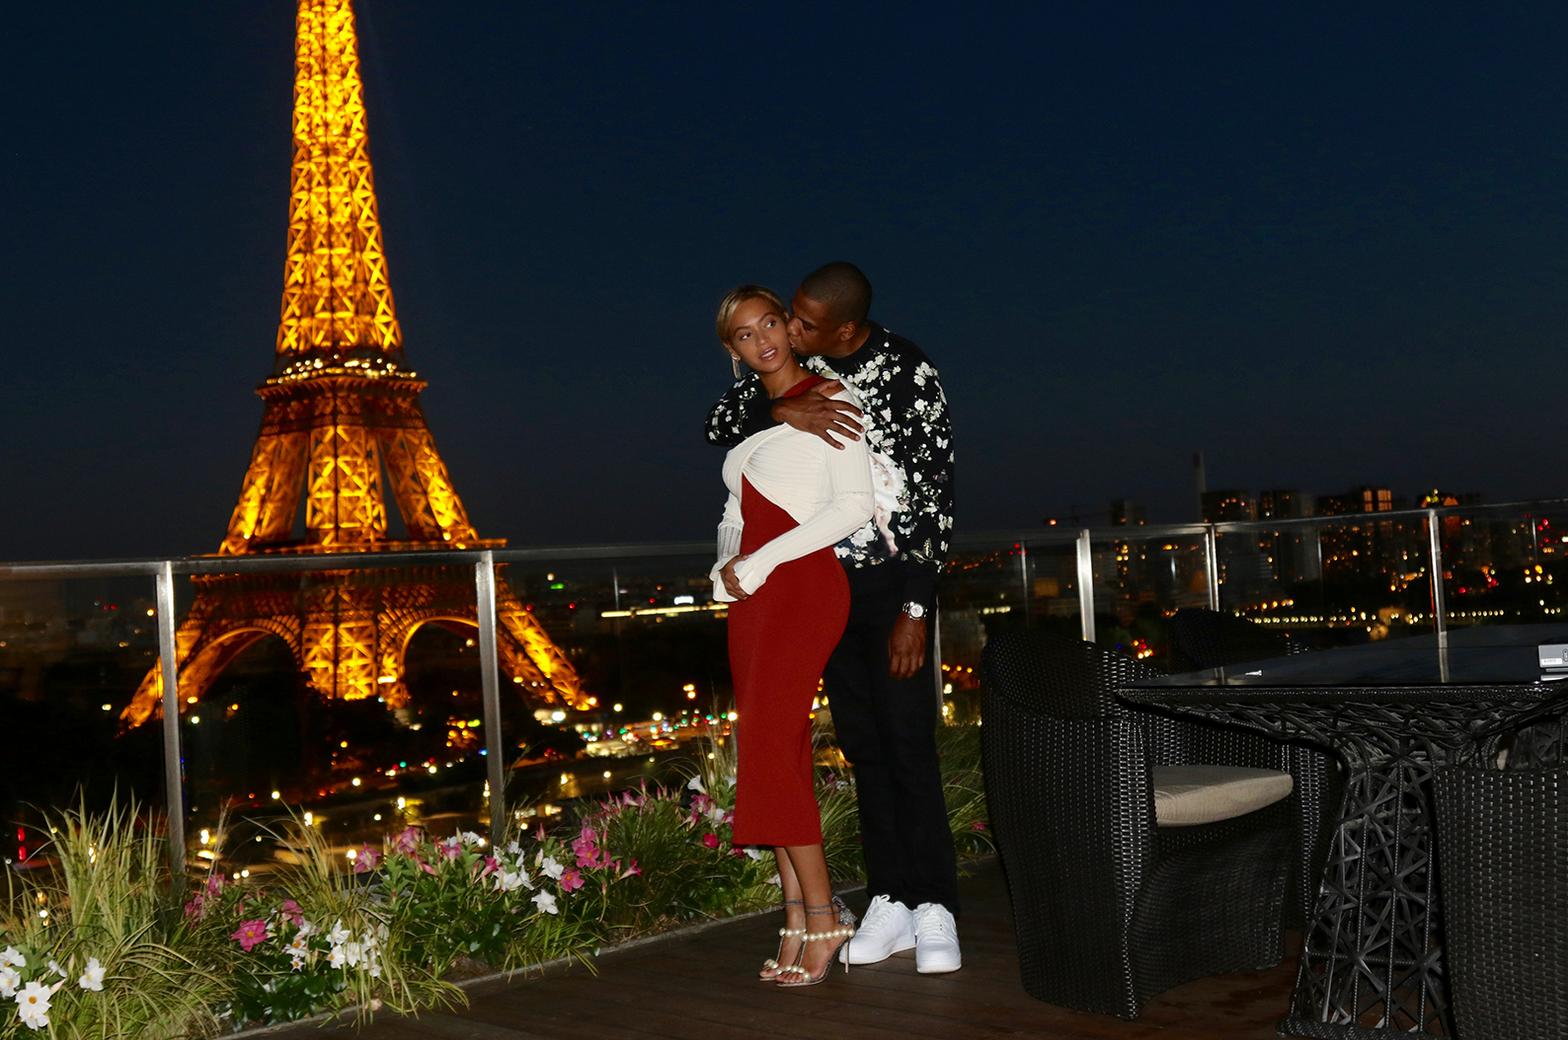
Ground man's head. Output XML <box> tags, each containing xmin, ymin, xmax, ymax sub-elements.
<box><xmin>788</xmin><ymin>262</ymin><xmax>873</xmax><ymax>357</ymax></box>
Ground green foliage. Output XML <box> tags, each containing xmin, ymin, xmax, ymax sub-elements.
<box><xmin>0</xmin><ymin>724</ymin><xmax>990</xmax><ymax>1034</ymax></box>
<box><xmin>0</xmin><ymin>795</ymin><xmax>225</xmax><ymax>1039</ymax></box>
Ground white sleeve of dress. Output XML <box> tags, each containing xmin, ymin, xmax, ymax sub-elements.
<box><xmin>731</xmin><ymin>433</ymin><xmax>874</xmax><ymax>595</ymax></box>
<box><xmin>711</xmin><ymin>489</ymin><xmax>744</xmax><ymax>602</ymax></box>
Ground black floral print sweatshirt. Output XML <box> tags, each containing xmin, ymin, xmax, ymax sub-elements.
<box><xmin>704</xmin><ymin>323</ymin><xmax>955</xmax><ymax>612</ymax></box>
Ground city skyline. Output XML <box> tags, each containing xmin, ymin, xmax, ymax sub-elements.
<box><xmin>7</xmin><ymin>4</ymin><xmax>1568</xmax><ymax>561</ymax></box>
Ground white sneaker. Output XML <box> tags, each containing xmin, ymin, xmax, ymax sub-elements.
<box><xmin>912</xmin><ymin>903</ymin><xmax>961</xmax><ymax>974</ymax></box>
<box><xmin>839</xmin><ymin>895</ymin><xmax>915</xmax><ymax>965</ymax></box>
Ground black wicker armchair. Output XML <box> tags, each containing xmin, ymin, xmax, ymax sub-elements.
<box><xmin>1170</xmin><ymin>607</ymin><xmax>1342</xmax><ymax>927</ymax></box>
<box><xmin>1433</xmin><ymin>730</ymin><xmax>1568</xmax><ymax>1040</ymax></box>
<box><xmin>981</xmin><ymin>631</ymin><xmax>1294</xmax><ymax>1019</ymax></box>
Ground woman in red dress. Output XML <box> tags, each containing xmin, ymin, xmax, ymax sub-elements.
<box><xmin>711</xmin><ymin>285</ymin><xmax>874</xmax><ymax>986</ymax></box>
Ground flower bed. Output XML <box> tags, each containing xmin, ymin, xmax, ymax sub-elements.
<box><xmin>0</xmin><ymin>726</ymin><xmax>991</xmax><ymax>1036</ymax></box>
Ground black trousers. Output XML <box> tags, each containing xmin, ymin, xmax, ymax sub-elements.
<box><xmin>824</xmin><ymin>561</ymin><xmax>960</xmax><ymax>913</ymax></box>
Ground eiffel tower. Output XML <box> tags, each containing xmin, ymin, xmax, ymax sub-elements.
<box><xmin>121</xmin><ymin>0</ymin><xmax>586</xmax><ymax>729</ymax></box>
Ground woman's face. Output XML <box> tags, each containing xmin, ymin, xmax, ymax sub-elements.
<box><xmin>725</xmin><ymin>297</ymin><xmax>792</xmax><ymax>374</ymax></box>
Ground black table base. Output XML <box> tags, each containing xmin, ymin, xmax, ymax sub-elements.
<box><xmin>1127</xmin><ymin>691</ymin><xmax>1563</xmax><ymax>1040</ymax></box>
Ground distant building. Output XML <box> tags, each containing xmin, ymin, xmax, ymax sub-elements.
<box><xmin>1316</xmin><ymin>486</ymin><xmax>1401</xmax><ymax>580</ymax></box>
<box><xmin>1109</xmin><ymin>499</ymin><xmax>1147</xmax><ymax>527</ymax></box>
<box><xmin>1202</xmin><ymin>490</ymin><xmax>1257</xmax><ymax>524</ymax></box>
<box><xmin>1257</xmin><ymin>489</ymin><xmax>1319</xmax><ymax>586</ymax></box>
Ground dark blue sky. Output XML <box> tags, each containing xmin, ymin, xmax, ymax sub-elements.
<box><xmin>4</xmin><ymin>3</ymin><xmax>1568</xmax><ymax>561</ymax></box>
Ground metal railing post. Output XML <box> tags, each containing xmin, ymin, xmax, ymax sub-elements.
<box><xmin>1427</xmin><ymin>509</ymin><xmax>1448</xmax><ymax>648</ymax></box>
<box><xmin>1203</xmin><ymin>524</ymin><xmax>1221</xmax><ymax>611</ymax></box>
<box><xmin>154</xmin><ymin>562</ymin><xmax>186</xmax><ymax>877</ymax></box>
<box><xmin>930</xmin><ymin>606</ymin><xmax>944</xmax><ymax>711</ymax></box>
<box><xmin>1076</xmin><ymin>529</ymin><xmax>1096</xmax><ymax>643</ymax></box>
<box><xmin>1018</xmin><ymin>541</ymin><xmax>1031</xmax><ymax>627</ymax></box>
<box><xmin>473</xmin><ymin>551</ymin><xmax>508</xmax><ymax>845</ymax></box>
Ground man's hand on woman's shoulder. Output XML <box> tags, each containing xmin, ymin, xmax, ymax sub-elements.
<box><xmin>770</xmin><ymin>380</ymin><xmax>864</xmax><ymax>448</ymax></box>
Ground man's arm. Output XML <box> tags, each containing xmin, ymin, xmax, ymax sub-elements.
<box><xmin>703</xmin><ymin>372</ymin><xmax>774</xmax><ymax>448</ymax></box>
<box><xmin>892</xmin><ymin>357</ymin><xmax>956</xmax><ymax>614</ymax></box>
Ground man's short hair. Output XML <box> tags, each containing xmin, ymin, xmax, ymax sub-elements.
<box><xmin>715</xmin><ymin>284</ymin><xmax>787</xmax><ymax>345</ymax></box>
<box><xmin>799</xmin><ymin>262</ymin><xmax>873</xmax><ymax>327</ymax></box>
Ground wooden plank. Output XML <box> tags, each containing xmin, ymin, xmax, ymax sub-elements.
<box><xmin>259</xmin><ymin>860</ymin><xmax>1291</xmax><ymax>1040</ymax></box>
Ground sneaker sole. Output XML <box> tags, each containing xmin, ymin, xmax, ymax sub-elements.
<box><xmin>841</xmin><ymin>937</ymin><xmax>916</xmax><ymax>965</ymax></box>
<box><xmin>916</xmin><ymin>959</ymin><xmax>962</xmax><ymax>974</ymax></box>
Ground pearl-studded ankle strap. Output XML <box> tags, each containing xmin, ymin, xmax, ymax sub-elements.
<box><xmin>801</xmin><ymin>925</ymin><xmax>855</xmax><ymax>941</ymax></box>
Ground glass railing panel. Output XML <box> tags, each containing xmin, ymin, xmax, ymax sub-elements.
<box><xmin>492</xmin><ymin>549</ymin><xmax>729</xmax><ymax>817</ymax></box>
<box><xmin>166</xmin><ymin>560</ymin><xmax>491</xmax><ymax>879</ymax></box>
<box><xmin>936</xmin><ymin>535</ymin><xmax>1080</xmax><ymax>719</ymax></box>
<box><xmin>1088</xmin><ymin>531</ymin><xmax>1210</xmax><ymax>668</ymax></box>
<box><xmin>1436</xmin><ymin>504</ymin><xmax>1568</xmax><ymax>630</ymax></box>
<box><xmin>1217</xmin><ymin>514</ymin><xmax>1437</xmax><ymax>653</ymax></box>
<box><xmin>0</xmin><ymin>573</ymin><xmax>167</xmax><ymax>865</ymax></box>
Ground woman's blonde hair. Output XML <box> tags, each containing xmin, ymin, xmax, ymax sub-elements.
<box><xmin>715</xmin><ymin>284</ymin><xmax>787</xmax><ymax>346</ymax></box>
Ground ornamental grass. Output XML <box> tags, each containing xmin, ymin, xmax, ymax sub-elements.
<box><xmin>0</xmin><ymin>723</ymin><xmax>992</xmax><ymax>1035</ymax></box>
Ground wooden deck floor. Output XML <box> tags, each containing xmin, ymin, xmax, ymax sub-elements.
<box><xmin>278</xmin><ymin>860</ymin><xmax>1297</xmax><ymax>1040</ymax></box>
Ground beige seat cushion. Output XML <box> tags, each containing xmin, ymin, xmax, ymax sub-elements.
<box><xmin>1151</xmin><ymin>765</ymin><xmax>1293</xmax><ymax>827</ymax></box>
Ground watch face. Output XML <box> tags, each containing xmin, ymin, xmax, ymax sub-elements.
<box><xmin>904</xmin><ymin>603</ymin><xmax>926</xmax><ymax>619</ymax></box>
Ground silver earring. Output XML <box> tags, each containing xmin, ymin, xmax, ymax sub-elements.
<box><xmin>731</xmin><ymin>357</ymin><xmax>742</xmax><ymax>379</ymax></box>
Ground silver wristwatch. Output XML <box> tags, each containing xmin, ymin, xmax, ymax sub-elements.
<box><xmin>901</xmin><ymin>601</ymin><xmax>927</xmax><ymax>620</ymax></box>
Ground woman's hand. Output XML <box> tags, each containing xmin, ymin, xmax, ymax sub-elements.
<box><xmin>720</xmin><ymin>554</ymin><xmax>751</xmax><ymax>601</ymax></box>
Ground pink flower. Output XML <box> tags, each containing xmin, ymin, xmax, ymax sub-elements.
<box><xmin>231</xmin><ymin>918</ymin><xmax>270</xmax><ymax>952</ymax></box>
<box><xmin>970</xmin><ymin>820</ymin><xmax>988</xmax><ymax>831</ymax></box>
<box><xmin>480</xmin><ymin>855</ymin><xmax>500</xmax><ymax>878</ymax></box>
<box><xmin>205</xmin><ymin>874</ymin><xmax>225</xmax><ymax>898</ymax></box>
<box><xmin>439</xmin><ymin>836</ymin><xmax>462</xmax><ymax>860</ymax></box>
<box><xmin>571</xmin><ymin>825</ymin><xmax>603</xmax><ymax>869</ymax></box>
<box><xmin>183</xmin><ymin>894</ymin><xmax>206</xmax><ymax>921</ymax></box>
<box><xmin>413</xmin><ymin>855</ymin><xmax>437</xmax><ymax>876</ymax></box>
<box><xmin>619</xmin><ymin>859</ymin><xmax>641</xmax><ymax>879</ymax></box>
<box><xmin>559</xmin><ymin>868</ymin><xmax>585</xmax><ymax>892</ymax></box>
<box><xmin>701</xmin><ymin>833</ymin><xmax>720</xmax><ymax>850</ymax></box>
<box><xmin>393</xmin><ymin>827</ymin><xmax>422</xmax><ymax>855</ymax></box>
<box><xmin>278</xmin><ymin>899</ymin><xmax>305</xmax><ymax>926</ymax></box>
<box><xmin>353</xmin><ymin>845</ymin><xmax>381</xmax><ymax>874</ymax></box>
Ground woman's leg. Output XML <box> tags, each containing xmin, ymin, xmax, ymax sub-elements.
<box><xmin>761</xmin><ymin>847</ymin><xmax>806</xmax><ymax>979</ymax></box>
<box><xmin>779</xmin><ymin>842</ymin><xmax>850</xmax><ymax>982</ymax></box>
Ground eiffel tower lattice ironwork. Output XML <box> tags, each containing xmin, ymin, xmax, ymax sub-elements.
<box><xmin>122</xmin><ymin>0</ymin><xmax>586</xmax><ymax>729</ymax></box>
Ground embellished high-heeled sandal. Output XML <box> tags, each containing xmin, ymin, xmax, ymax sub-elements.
<box><xmin>759</xmin><ymin>898</ymin><xmax>805</xmax><ymax>981</ymax></box>
<box><xmin>776</xmin><ymin>900</ymin><xmax>856</xmax><ymax>988</ymax></box>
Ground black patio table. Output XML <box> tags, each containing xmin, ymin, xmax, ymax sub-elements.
<box><xmin>1120</xmin><ymin>624</ymin><xmax>1568</xmax><ymax>1040</ymax></box>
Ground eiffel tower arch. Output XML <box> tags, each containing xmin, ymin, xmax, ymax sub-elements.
<box><xmin>122</xmin><ymin>0</ymin><xmax>586</xmax><ymax>729</ymax></box>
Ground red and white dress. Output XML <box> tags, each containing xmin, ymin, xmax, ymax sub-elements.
<box><xmin>712</xmin><ymin>375</ymin><xmax>873</xmax><ymax>846</ymax></box>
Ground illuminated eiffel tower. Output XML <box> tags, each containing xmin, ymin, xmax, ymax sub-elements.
<box><xmin>122</xmin><ymin>0</ymin><xmax>586</xmax><ymax>729</ymax></box>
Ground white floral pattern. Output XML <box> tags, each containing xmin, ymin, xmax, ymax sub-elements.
<box><xmin>705</xmin><ymin>325</ymin><xmax>955</xmax><ymax>606</ymax></box>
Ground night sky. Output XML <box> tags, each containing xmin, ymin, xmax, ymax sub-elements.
<box><xmin>5</xmin><ymin>3</ymin><xmax>1568</xmax><ymax>562</ymax></box>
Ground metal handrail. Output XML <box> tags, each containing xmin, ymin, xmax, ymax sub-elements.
<box><xmin>6</xmin><ymin>493</ymin><xmax>1568</xmax><ymax>872</ymax></box>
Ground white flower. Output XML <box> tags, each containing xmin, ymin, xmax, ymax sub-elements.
<box><xmin>0</xmin><ymin>947</ymin><xmax>23</xmax><ymax>969</ymax></box>
<box><xmin>342</xmin><ymin>941</ymin><xmax>364</xmax><ymax>968</ymax></box>
<box><xmin>327</xmin><ymin>919</ymin><xmax>351</xmax><ymax>946</ymax></box>
<box><xmin>459</xmin><ymin>830</ymin><xmax>484</xmax><ymax>847</ymax></box>
<box><xmin>46</xmin><ymin>960</ymin><xmax>65</xmax><ymax>979</ymax></box>
<box><xmin>531</xmin><ymin>890</ymin><xmax>558</xmax><ymax>915</ymax></box>
<box><xmin>15</xmin><ymin>981</ymin><xmax>52</xmax><ymax>1029</ymax></box>
<box><xmin>495</xmin><ymin>868</ymin><xmax>530</xmax><ymax>893</ymax></box>
<box><xmin>0</xmin><ymin>966</ymin><xmax>19</xmax><ymax>998</ymax></box>
<box><xmin>705</xmin><ymin>803</ymin><xmax>727</xmax><ymax>826</ymax></box>
<box><xmin>328</xmin><ymin>945</ymin><xmax>347</xmax><ymax>969</ymax></box>
<box><xmin>686</xmin><ymin>775</ymin><xmax>706</xmax><ymax>794</ymax></box>
<box><xmin>286</xmin><ymin>935</ymin><xmax>310</xmax><ymax>960</ymax></box>
<box><xmin>743</xmin><ymin>847</ymin><xmax>766</xmax><ymax>861</ymax></box>
<box><xmin>295</xmin><ymin>918</ymin><xmax>315</xmax><ymax>940</ymax></box>
<box><xmin>77</xmin><ymin>957</ymin><xmax>105</xmax><ymax>992</ymax></box>
<box><xmin>504</xmin><ymin>840</ymin><xmax>523</xmax><ymax>857</ymax></box>
<box><xmin>288</xmin><ymin>951</ymin><xmax>307</xmax><ymax>972</ymax></box>
<box><xmin>540</xmin><ymin>856</ymin><xmax>564</xmax><ymax>881</ymax></box>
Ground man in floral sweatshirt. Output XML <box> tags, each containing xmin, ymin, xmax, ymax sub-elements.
<box><xmin>705</xmin><ymin>261</ymin><xmax>961</xmax><ymax>974</ymax></box>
